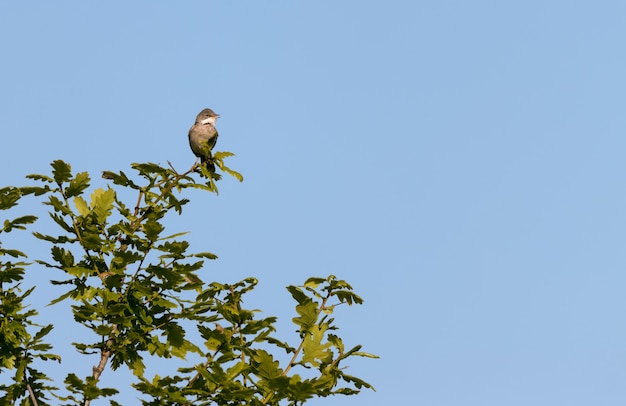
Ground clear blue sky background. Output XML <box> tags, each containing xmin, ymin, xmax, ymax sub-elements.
<box><xmin>1</xmin><ymin>2</ymin><xmax>626</xmax><ymax>405</ymax></box>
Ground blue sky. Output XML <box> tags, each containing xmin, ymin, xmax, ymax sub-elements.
<box><xmin>1</xmin><ymin>1</ymin><xmax>626</xmax><ymax>405</ymax></box>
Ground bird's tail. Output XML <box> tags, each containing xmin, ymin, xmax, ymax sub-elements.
<box><xmin>202</xmin><ymin>156</ymin><xmax>216</xmax><ymax>172</ymax></box>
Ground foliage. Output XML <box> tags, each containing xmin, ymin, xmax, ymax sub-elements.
<box><xmin>0</xmin><ymin>156</ymin><xmax>376</xmax><ymax>405</ymax></box>
<box><xmin>0</xmin><ymin>186</ymin><xmax>60</xmax><ymax>406</ymax></box>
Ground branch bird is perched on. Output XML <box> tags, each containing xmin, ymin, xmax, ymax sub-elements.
<box><xmin>188</xmin><ymin>108</ymin><xmax>219</xmax><ymax>172</ymax></box>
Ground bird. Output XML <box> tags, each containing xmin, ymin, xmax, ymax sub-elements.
<box><xmin>188</xmin><ymin>108</ymin><xmax>219</xmax><ymax>172</ymax></box>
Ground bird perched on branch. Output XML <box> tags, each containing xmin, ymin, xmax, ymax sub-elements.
<box><xmin>188</xmin><ymin>108</ymin><xmax>219</xmax><ymax>172</ymax></box>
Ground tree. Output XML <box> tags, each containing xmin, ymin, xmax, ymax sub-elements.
<box><xmin>0</xmin><ymin>155</ymin><xmax>376</xmax><ymax>405</ymax></box>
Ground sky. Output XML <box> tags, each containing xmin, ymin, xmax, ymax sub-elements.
<box><xmin>1</xmin><ymin>1</ymin><xmax>626</xmax><ymax>405</ymax></box>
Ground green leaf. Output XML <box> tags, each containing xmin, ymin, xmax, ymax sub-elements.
<box><xmin>101</xmin><ymin>170</ymin><xmax>140</xmax><ymax>189</ymax></box>
<box><xmin>33</xmin><ymin>231</ymin><xmax>73</xmax><ymax>243</ymax></box>
<box><xmin>287</xmin><ymin>285</ymin><xmax>308</xmax><ymax>305</ymax></box>
<box><xmin>2</xmin><ymin>215</ymin><xmax>38</xmax><ymax>232</ymax></box>
<box><xmin>132</xmin><ymin>162</ymin><xmax>168</xmax><ymax>178</ymax></box>
<box><xmin>110</xmin><ymin>250</ymin><xmax>143</xmax><ymax>271</ymax></box>
<box><xmin>327</xmin><ymin>277</ymin><xmax>353</xmax><ymax>291</ymax></box>
<box><xmin>200</xmin><ymin>327</ymin><xmax>227</xmax><ymax>352</ymax></box>
<box><xmin>159</xmin><ymin>231</ymin><xmax>189</xmax><ymax>241</ymax></box>
<box><xmin>49</xmin><ymin>290</ymin><xmax>74</xmax><ymax>305</ymax></box>
<box><xmin>10</xmin><ymin>215</ymin><xmax>38</xmax><ymax>227</ymax></box>
<box><xmin>341</xmin><ymin>373</ymin><xmax>376</xmax><ymax>391</ymax></box>
<box><xmin>19</xmin><ymin>185</ymin><xmax>51</xmax><ymax>196</ymax></box>
<box><xmin>25</xmin><ymin>173</ymin><xmax>54</xmax><ymax>183</ymax></box>
<box><xmin>213</xmin><ymin>151</ymin><xmax>235</xmax><ymax>159</ymax></box>
<box><xmin>65</xmin><ymin>171</ymin><xmax>90</xmax><ymax>198</ymax></box>
<box><xmin>226</xmin><ymin>361</ymin><xmax>248</xmax><ymax>380</ymax></box>
<box><xmin>91</xmin><ymin>188</ymin><xmax>115</xmax><ymax>223</ymax></box>
<box><xmin>32</xmin><ymin>324</ymin><xmax>54</xmax><ymax>343</ymax></box>
<box><xmin>65</xmin><ymin>266</ymin><xmax>94</xmax><ymax>278</ymax></box>
<box><xmin>155</xmin><ymin>240</ymin><xmax>190</xmax><ymax>259</ymax></box>
<box><xmin>327</xmin><ymin>334</ymin><xmax>344</xmax><ymax>354</ymax></box>
<box><xmin>165</xmin><ymin>322</ymin><xmax>185</xmax><ymax>348</ymax></box>
<box><xmin>266</xmin><ymin>337</ymin><xmax>296</xmax><ymax>353</ymax></box>
<box><xmin>194</xmin><ymin>251</ymin><xmax>218</xmax><ymax>260</ymax></box>
<box><xmin>0</xmin><ymin>187</ymin><xmax>22</xmax><ymax>210</ymax></box>
<box><xmin>189</xmin><ymin>182</ymin><xmax>215</xmax><ymax>192</ymax></box>
<box><xmin>303</xmin><ymin>277</ymin><xmax>326</xmax><ymax>289</ymax></box>
<box><xmin>221</xmin><ymin>165</ymin><xmax>244</xmax><ymax>182</ymax></box>
<box><xmin>74</xmin><ymin>196</ymin><xmax>90</xmax><ymax>216</ymax></box>
<box><xmin>253</xmin><ymin>349</ymin><xmax>283</xmax><ymax>379</ymax></box>
<box><xmin>301</xmin><ymin>324</ymin><xmax>333</xmax><ymax>368</ymax></box>
<box><xmin>351</xmin><ymin>351</ymin><xmax>380</xmax><ymax>359</ymax></box>
<box><xmin>51</xmin><ymin>246</ymin><xmax>75</xmax><ymax>267</ymax></box>
<box><xmin>49</xmin><ymin>212</ymin><xmax>75</xmax><ymax>233</ymax></box>
<box><xmin>95</xmin><ymin>324</ymin><xmax>115</xmax><ymax>336</ymax></box>
<box><xmin>292</xmin><ymin>300</ymin><xmax>318</xmax><ymax>332</ymax></box>
<box><xmin>64</xmin><ymin>372</ymin><xmax>85</xmax><ymax>390</ymax></box>
<box><xmin>331</xmin><ymin>290</ymin><xmax>363</xmax><ymax>305</ymax></box>
<box><xmin>0</xmin><ymin>248</ymin><xmax>27</xmax><ymax>257</ymax></box>
<box><xmin>143</xmin><ymin>218</ymin><xmax>164</xmax><ymax>242</ymax></box>
<box><xmin>51</xmin><ymin>160</ymin><xmax>72</xmax><ymax>184</ymax></box>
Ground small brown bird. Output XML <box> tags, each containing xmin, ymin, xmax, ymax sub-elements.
<box><xmin>188</xmin><ymin>108</ymin><xmax>219</xmax><ymax>171</ymax></box>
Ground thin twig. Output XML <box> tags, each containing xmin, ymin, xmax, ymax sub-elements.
<box><xmin>25</xmin><ymin>372</ymin><xmax>39</xmax><ymax>406</ymax></box>
<box><xmin>84</xmin><ymin>340</ymin><xmax>113</xmax><ymax>406</ymax></box>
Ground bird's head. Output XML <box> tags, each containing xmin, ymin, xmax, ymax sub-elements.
<box><xmin>197</xmin><ymin>108</ymin><xmax>220</xmax><ymax>125</ymax></box>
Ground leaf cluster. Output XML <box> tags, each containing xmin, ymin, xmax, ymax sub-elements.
<box><xmin>0</xmin><ymin>158</ymin><xmax>376</xmax><ymax>405</ymax></box>
<box><xmin>0</xmin><ymin>187</ymin><xmax>59</xmax><ymax>405</ymax></box>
